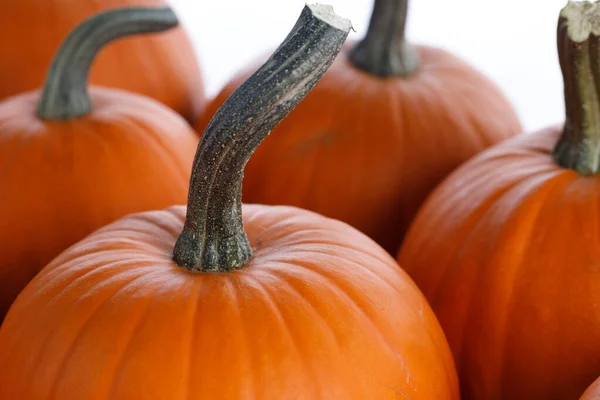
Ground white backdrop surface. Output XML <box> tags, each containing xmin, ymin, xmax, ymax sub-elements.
<box><xmin>170</xmin><ymin>0</ymin><xmax>567</xmax><ymax>132</ymax></box>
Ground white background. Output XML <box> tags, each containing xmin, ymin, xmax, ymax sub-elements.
<box><xmin>170</xmin><ymin>0</ymin><xmax>567</xmax><ymax>133</ymax></box>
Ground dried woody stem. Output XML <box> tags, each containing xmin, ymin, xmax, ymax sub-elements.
<box><xmin>173</xmin><ymin>4</ymin><xmax>352</xmax><ymax>272</ymax></box>
<box><xmin>554</xmin><ymin>1</ymin><xmax>600</xmax><ymax>174</ymax></box>
<box><xmin>37</xmin><ymin>7</ymin><xmax>178</xmax><ymax>120</ymax></box>
<box><xmin>349</xmin><ymin>0</ymin><xmax>419</xmax><ymax>77</ymax></box>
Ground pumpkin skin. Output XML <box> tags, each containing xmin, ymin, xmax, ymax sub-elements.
<box><xmin>0</xmin><ymin>0</ymin><xmax>204</xmax><ymax>123</ymax></box>
<box><xmin>196</xmin><ymin>43</ymin><xmax>522</xmax><ymax>254</ymax></box>
<box><xmin>398</xmin><ymin>127</ymin><xmax>600</xmax><ymax>399</ymax></box>
<box><xmin>0</xmin><ymin>87</ymin><xmax>198</xmax><ymax>322</ymax></box>
<box><xmin>0</xmin><ymin>205</ymin><xmax>459</xmax><ymax>400</ymax></box>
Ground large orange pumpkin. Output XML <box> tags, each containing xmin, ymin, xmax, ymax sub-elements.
<box><xmin>0</xmin><ymin>7</ymin><xmax>199</xmax><ymax>322</ymax></box>
<box><xmin>0</xmin><ymin>0</ymin><xmax>204</xmax><ymax>123</ymax></box>
<box><xmin>0</xmin><ymin>6</ymin><xmax>459</xmax><ymax>399</ymax></box>
<box><xmin>196</xmin><ymin>0</ymin><xmax>522</xmax><ymax>254</ymax></box>
<box><xmin>398</xmin><ymin>2</ymin><xmax>600</xmax><ymax>399</ymax></box>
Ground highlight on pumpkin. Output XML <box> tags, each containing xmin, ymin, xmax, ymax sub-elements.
<box><xmin>0</xmin><ymin>4</ymin><xmax>460</xmax><ymax>399</ymax></box>
<box><xmin>194</xmin><ymin>0</ymin><xmax>522</xmax><ymax>256</ymax></box>
<box><xmin>398</xmin><ymin>1</ymin><xmax>600</xmax><ymax>400</ymax></box>
<box><xmin>581</xmin><ymin>376</ymin><xmax>600</xmax><ymax>400</ymax></box>
<box><xmin>0</xmin><ymin>5</ymin><xmax>199</xmax><ymax>323</ymax></box>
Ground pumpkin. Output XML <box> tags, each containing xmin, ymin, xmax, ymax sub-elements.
<box><xmin>0</xmin><ymin>6</ymin><xmax>199</xmax><ymax>322</ymax></box>
<box><xmin>0</xmin><ymin>0</ymin><xmax>204</xmax><ymax>123</ymax></box>
<box><xmin>195</xmin><ymin>0</ymin><xmax>522</xmax><ymax>254</ymax></box>
<box><xmin>398</xmin><ymin>2</ymin><xmax>600</xmax><ymax>399</ymax></box>
<box><xmin>0</xmin><ymin>5</ymin><xmax>459</xmax><ymax>399</ymax></box>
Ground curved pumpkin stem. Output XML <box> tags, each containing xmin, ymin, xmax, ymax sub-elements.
<box><xmin>173</xmin><ymin>4</ymin><xmax>352</xmax><ymax>273</ymax></box>
<box><xmin>37</xmin><ymin>7</ymin><xmax>178</xmax><ymax>120</ymax></box>
<box><xmin>349</xmin><ymin>0</ymin><xmax>419</xmax><ymax>77</ymax></box>
<box><xmin>554</xmin><ymin>1</ymin><xmax>600</xmax><ymax>175</ymax></box>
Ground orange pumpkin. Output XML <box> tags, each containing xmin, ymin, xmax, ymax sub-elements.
<box><xmin>0</xmin><ymin>7</ymin><xmax>199</xmax><ymax>322</ymax></box>
<box><xmin>0</xmin><ymin>6</ymin><xmax>459</xmax><ymax>399</ymax></box>
<box><xmin>398</xmin><ymin>2</ymin><xmax>600</xmax><ymax>399</ymax></box>
<box><xmin>0</xmin><ymin>0</ymin><xmax>204</xmax><ymax>123</ymax></box>
<box><xmin>196</xmin><ymin>0</ymin><xmax>522</xmax><ymax>254</ymax></box>
<box><xmin>581</xmin><ymin>378</ymin><xmax>600</xmax><ymax>400</ymax></box>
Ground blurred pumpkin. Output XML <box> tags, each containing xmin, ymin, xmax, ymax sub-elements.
<box><xmin>196</xmin><ymin>0</ymin><xmax>522</xmax><ymax>254</ymax></box>
<box><xmin>398</xmin><ymin>2</ymin><xmax>600</xmax><ymax>399</ymax></box>
<box><xmin>0</xmin><ymin>0</ymin><xmax>204</xmax><ymax>123</ymax></box>
<box><xmin>0</xmin><ymin>6</ymin><xmax>199</xmax><ymax>322</ymax></box>
<box><xmin>0</xmin><ymin>6</ymin><xmax>459</xmax><ymax>399</ymax></box>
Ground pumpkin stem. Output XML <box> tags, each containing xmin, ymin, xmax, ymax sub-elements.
<box><xmin>37</xmin><ymin>6</ymin><xmax>178</xmax><ymax>120</ymax></box>
<box><xmin>173</xmin><ymin>4</ymin><xmax>352</xmax><ymax>273</ymax></box>
<box><xmin>349</xmin><ymin>0</ymin><xmax>419</xmax><ymax>77</ymax></box>
<box><xmin>554</xmin><ymin>1</ymin><xmax>600</xmax><ymax>174</ymax></box>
